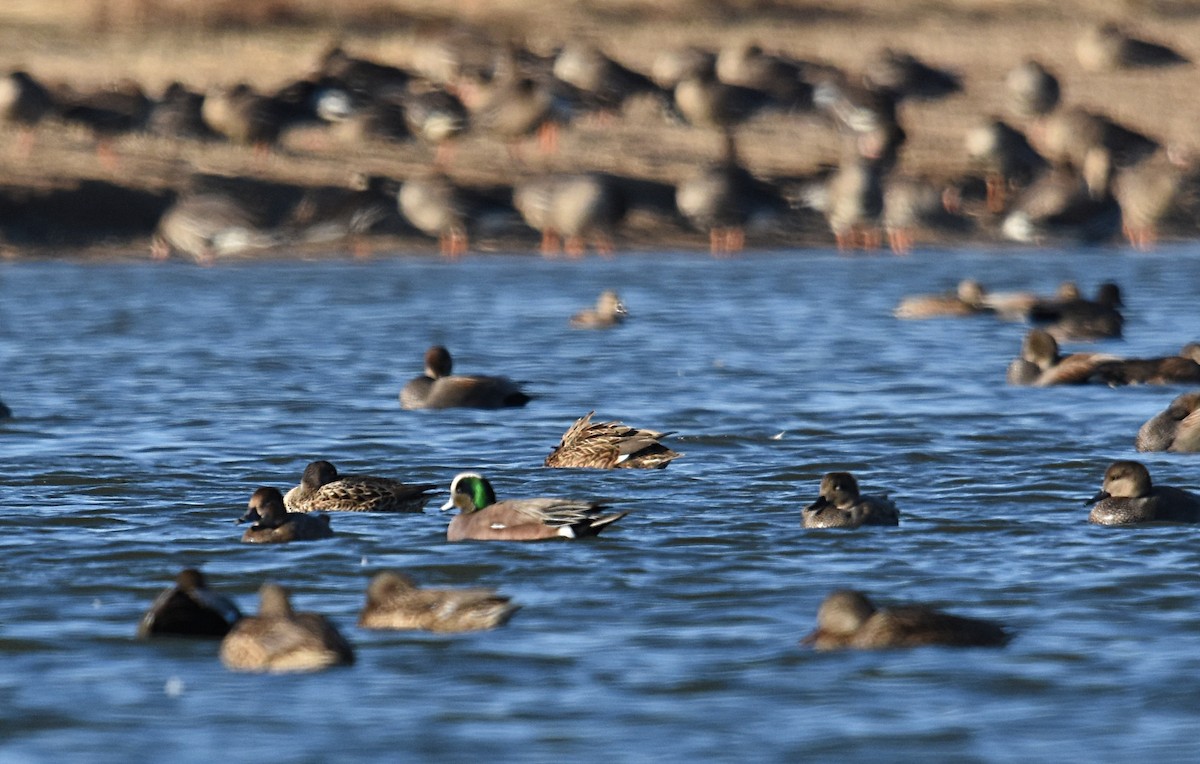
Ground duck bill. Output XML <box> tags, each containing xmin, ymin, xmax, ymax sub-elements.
<box><xmin>236</xmin><ymin>508</ymin><xmax>259</xmax><ymax>525</ymax></box>
<box><xmin>1085</xmin><ymin>490</ymin><xmax>1109</xmax><ymax>507</ymax></box>
<box><xmin>799</xmin><ymin>629</ymin><xmax>820</xmax><ymax>647</ymax></box>
<box><xmin>439</xmin><ymin>498</ymin><xmax>456</xmax><ymax>512</ymax></box>
<box><xmin>805</xmin><ymin>496</ymin><xmax>830</xmax><ymax>513</ymax></box>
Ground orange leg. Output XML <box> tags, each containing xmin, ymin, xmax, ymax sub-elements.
<box><xmin>593</xmin><ymin>232</ymin><xmax>615</xmax><ymax>258</ymax></box>
<box><xmin>564</xmin><ymin>235</ymin><xmax>586</xmax><ymax>258</ymax></box>
<box><xmin>985</xmin><ymin>175</ymin><xmax>1006</xmax><ymax>214</ymax></box>
<box><xmin>536</xmin><ymin>121</ymin><xmax>559</xmax><ymax>155</ymax></box>
<box><xmin>724</xmin><ymin>226</ymin><xmax>745</xmax><ymax>254</ymax></box>
<box><xmin>540</xmin><ymin>229</ymin><xmax>562</xmax><ymax>257</ymax></box>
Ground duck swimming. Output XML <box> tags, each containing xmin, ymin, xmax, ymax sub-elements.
<box><xmin>802</xmin><ymin>472</ymin><xmax>899</xmax><ymax>528</ymax></box>
<box><xmin>802</xmin><ymin>589</ymin><xmax>1011</xmax><ymax>650</ymax></box>
<box><xmin>357</xmin><ymin>571</ymin><xmax>520</xmax><ymax>632</ymax></box>
<box><xmin>283</xmin><ymin>460</ymin><xmax>436</xmax><ymax>513</ymax></box>
<box><xmin>219</xmin><ymin>583</ymin><xmax>354</xmax><ymax>673</ymax></box>
<box><xmin>238</xmin><ymin>487</ymin><xmax>333</xmax><ymax>543</ymax></box>
<box><xmin>440</xmin><ymin>472</ymin><xmax>627</xmax><ymax>541</ymax></box>
<box><xmin>400</xmin><ymin>345</ymin><xmax>532</xmax><ymax>410</ymax></box>
<box><xmin>1136</xmin><ymin>391</ymin><xmax>1200</xmax><ymax>452</ymax></box>
<box><xmin>137</xmin><ymin>568</ymin><xmax>241</xmax><ymax>639</ymax></box>
<box><xmin>544</xmin><ymin>411</ymin><xmax>681</xmax><ymax>469</ymax></box>
<box><xmin>1087</xmin><ymin>460</ymin><xmax>1200</xmax><ymax>525</ymax></box>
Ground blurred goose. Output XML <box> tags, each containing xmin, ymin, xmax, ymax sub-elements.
<box><xmin>403</xmin><ymin>85</ymin><xmax>467</xmax><ymax>162</ymax></box>
<box><xmin>1006</xmin><ymin>328</ymin><xmax>1118</xmax><ymax>386</ymax></box>
<box><xmin>220</xmin><ymin>583</ymin><xmax>353</xmax><ymax>673</ymax></box>
<box><xmin>287</xmin><ymin>174</ymin><xmax>401</xmax><ymax>254</ymax></box>
<box><xmin>1028</xmin><ymin>281</ymin><xmax>1123</xmax><ymax>341</ymax></box>
<box><xmin>814</xmin><ymin>74</ymin><xmax>906</xmax><ymax>172</ymax></box>
<box><xmin>825</xmin><ymin>152</ymin><xmax>885</xmax><ymax>251</ymax></box>
<box><xmin>553</xmin><ymin>42</ymin><xmax>663</xmax><ymax>114</ymax></box>
<box><xmin>570</xmin><ymin>290</ymin><xmax>627</xmax><ymax>329</ymax></box>
<box><xmin>1032</xmin><ymin>107</ymin><xmax>1158</xmax><ymax>170</ymax></box>
<box><xmin>544</xmin><ymin>411</ymin><xmax>681</xmax><ymax>469</ymax></box>
<box><xmin>397</xmin><ymin>174</ymin><xmax>518</xmax><ymax>258</ymax></box>
<box><xmin>882</xmin><ymin>175</ymin><xmax>971</xmax><ymax>254</ymax></box>
<box><xmin>238</xmin><ymin>487</ymin><xmax>333</xmax><ymax>543</ymax></box>
<box><xmin>650</xmin><ymin>47</ymin><xmax>717</xmax><ymax>90</ymax></box>
<box><xmin>1114</xmin><ymin>149</ymin><xmax>1188</xmax><ymax>250</ymax></box>
<box><xmin>964</xmin><ymin>118</ymin><xmax>1048</xmax><ymax>213</ymax></box>
<box><xmin>863</xmin><ymin>48</ymin><xmax>962</xmax><ymax>101</ymax></box>
<box><xmin>0</xmin><ymin>70</ymin><xmax>54</xmax><ymax>151</ymax></box>
<box><xmin>440</xmin><ymin>472</ymin><xmax>628</xmax><ymax>541</ymax></box>
<box><xmin>1087</xmin><ymin>460</ymin><xmax>1200</xmax><ymax>525</ymax></box>
<box><xmin>283</xmin><ymin>460</ymin><xmax>436</xmax><ymax>513</ymax></box>
<box><xmin>469</xmin><ymin>74</ymin><xmax>561</xmax><ymax>155</ymax></box>
<box><xmin>1001</xmin><ymin>149</ymin><xmax>1121</xmax><ymax>245</ymax></box>
<box><xmin>1137</xmin><ymin>390</ymin><xmax>1200</xmax><ymax>452</ymax></box>
<box><xmin>1091</xmin><ymin>344</ymin><xmax>1200</xmax><ymax>387</ymax></box>
<box><xmin>55</xmin><ymin>79</ymin><xmax>150</xmax><ymax>166</ymax></box>
<box><xmin>400</xmin><ymin>345</ymin><xmax>531</xmax><ymax>410</ymax></box>
<box><xmin>714</xmin><ymin>42</ymin><xmax>816</xmax><ymax>110</ymax></box>
<box><xmin>1005</xmin><ymin>60</ymin><xmax>1060</xmax><ymax>118</ymax></box>
<box><xmin>318</xmin><ymin>46</ymin><xmax>411</xmax><ymax>99</ymax></box>
<box><xmin>894</xmin><ymin>279</ymin><xmax>992</xmax><ymax>319</ymax></box>
<box><xmin>673</xmin><ymin>66</ymin><xmax>775</xmax><ymax>133</ymax></box>
<box><xmin>802</xmin><ymin>472</ymin><xmax>899</xmax><ymax>529</ymax></box>
<box><xmin>802</xmin><ymin>590</ymin><xmax>1011</xmax><ymax>650</ymax></box>
<box><xmin>145</xmin><ymin>82</ymin><xmax>213</xmax><ymax>140</ymax></box>
<box><xmin>1076</xmin><ymin>23</ymin><xmax>1190</xmax><ymax>72</ymax></box>
<box><xmin>513</xmin><ymin>172</ymin><xmax>627</xmax><ymax>257</ymax></box>
<box><xmin>151</xmin><ymin>192</ymin><xmax>280</xmax><ymax>264</ymax></box>
<box><xmin>201</xmin><ymin>83</ymin><xmax>285</xmax><ymax>149</ymax></box>
<box><xmin>137</xmin><ymin>568</ymin><xmax>241</xmax><ymax>639</ymax></box>
<box><xmin>675</xmin><ymin>133</ymin><xmax>787</xmax><ymax>255</ymax></box>
<box><xmin>358</xmin><ymin>571</ymin><xmax>519</xmax><ymax>632</ymax></box>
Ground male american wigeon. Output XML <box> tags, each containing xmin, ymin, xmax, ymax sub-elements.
<box><xmin>283</xmin><ymin>460</ymin><xmax>436</xmax><ymax>513</ymax></box>
<box><xmin>802</xmin><ymin>472</ymin><xmax>899</xmax><ymax>529</ymax></box>
<box><xmin>238</xmin><ymin>487</ymin><xmax>333</xmax><ymax>543</ymax></box>
<box><xmin>1137</xmin><ymin>391</ymin><xmax>1200</xmax><ymax>452</ymax></box>
<box><xmin>400</xmin><ymin>345</ymin><xmax>532</xmax><ymax>410</ymax></box>
<box><xmin>802</xmin><ymin>590</ymin><xmax>1011</xmax><ymax>650</ymax></box>
<box><xmin>136</xmin><ymin>568</ymin><xmax>241</xmax><ymax>639</ymax></box>
<box><xmin>1087</xmin><ymin>460</ymin><xmax>1200</xmax><ymax>525</ymax></box>
<box><xmin>544</xmin><ymin>411</ymin><xmax>681</xmax><ymax>469</ymax></box>
<box><xmin>440</xmin><ymin>472</ymin><xmax>627</xmax><ymax>541</ymax></box>
<box><xmin>357</xmin><ymin>571</ymin><xmax>520</xmax><ymax>632</ymax></box>
<box><xmin>219</xmin><ymin>583</ymin><xmax>354</xmax><ymax>673</ymax></box>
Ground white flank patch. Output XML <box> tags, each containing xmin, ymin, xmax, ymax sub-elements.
<box><xmin>557</xmin><ymin>527</ymin><xmax>577</xmax><ymax>538</ymax></box>
<box><xmin>490</xmin><ymin>523</ymin><xmax>507</xmax><ymax>530</ymax></box>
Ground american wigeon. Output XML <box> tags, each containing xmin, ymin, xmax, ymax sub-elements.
<box><xmin>802</xmin><ymin>472</ymin><xmax>900</xmax><ymax>529</ymax></box>
<box><xmin>440</xmin><ymin>472</ymin><xmax>627</xmax><ymax>541</ymax></box>
<box><xmin>802</xmin><ymin>590</ymin><xmax>1011</xmax><ymax>650</ymax></box>
<box><xmin>219</xmin><ymin>583</ymin><xmax>354</xmax><ymax>673</ymax></box>
<box><xmin>570</xmin><ymin>290</ymin><xmax>627</xmax><ymax>329</ymax></box>
<box><xmin>894</xmin><ymin>279</ymin><xmax>991</xmax><ymax>319</ymax></box>
<box><xmin>1006</xmin><ymin>329</ymin><xmax>1118</xmax><ymax>386</ymax></box>
<box><xmin>544</xmin><ymin>411</ymin><xmax>681</xmax><ymax>469</ymax></box>
<box><xmin>1087</xmin><ymin>460</ymin><xmax>1200</xmax><ymax>525</ymax></box>
<box><xmin>238</xmin><ymin>487</ymin><xmax>333</xmax><ymax>543</ymax></box>
<box><xmin>1137</xmin><ymin>391</ymin><xmax>1200</xmax><ymax>452</ymax></box>
<box><xmin>400</xmin><ymin>346</ymin><xmax>532</xmax><ymax>410</ymax></box>
<box><xmin>357</xmin><ymin>571</ymin><xmax>520</xmax><ymax>632</ymax></box>
<box><xmin>283</xmin><ymin>460</ymin><xmax>436</xmax><ymax>513</ymax></box>
<box><xmin>137</xmin><ymin>568</ymin><xmax>241</xmax><ymax>639</ymax></box>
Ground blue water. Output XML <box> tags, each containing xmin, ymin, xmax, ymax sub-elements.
<box><xmin>2</xmin><ymin>246</ymin><xmax>1199</xmax><ymax>762</ymax></box>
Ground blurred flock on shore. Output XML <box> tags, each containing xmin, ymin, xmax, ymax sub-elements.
<box><xmin>1</xmin><ymin>0</ymin><xmax>1199</xmax><ymax>259</ymax></box>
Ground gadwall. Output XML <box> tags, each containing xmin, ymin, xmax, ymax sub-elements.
<box><xmin>440</xmin><ymin>472</ymin><xmax>628</xmax><ymax>541</ymax></box>
<box><xmin>400</xmin><ymin>345</ymin><xmax>532</xmax><ymax>410</ymax></box>
<box><xmin>863</xmin><ymin>48</ymin><xmax>962</xmax><ymax>102</ymax></box>
<box><xmin>219</xmin><ymin>583</ymin><xmax>354</xmax><ymax>673</ymax></box>
<box><xmin>964</xmin><ymin>118</ymin><xmax>1048</xmax><ymax>213</ymax></box>
<box><xmin>397</xmin><ymin>174</ymin><xmax>518</xmax><ymax>258</ymax></box>
<box><xmin>1028</xmin><ymin>281</ymin><xmax>1124</xmax><ymax>341</ymax></box>
<box><xmin>544</xmin><ymin>411</ymin><xmax>681</xmax><ymax>469</ymax></box>
<box><xmin>357</xmin><ymin>571</ymin><xmax>520</xmax><ymax>632</ymax></box>
<box><xmin>151</xmin><ymin>192</ymin><xmax>280</xmax><ymax>264</ymax></box>
<box><xmin>1076</xmin><ymin>23</ymin><xmax>1190</xmax><ymax>72</ymax></box>
<box><xmin>137</xmin><ymin>568</ymin><xmax>241</xmax><ymax>640</ymax></box>
<box><xmin>802</xmin><ymin>472</ymin><xmax>900</xmax><ymax>529</ymax></box>
<box><xmin>894</xmin><ymin>279</ymin><xmax>993</xmax><ymax>319</ymax></box>
<box><xmin>513</xmin><ymin>172</ymin><xmax>627</xmax><ymax>257</ymax></box>
<box><xmin>1004</xmin><ymin>60</ymin><xmax>1060</xmax><ymax>118</ymax></box>
<box><xmin>570</xmin><ymin>290</ymin><xmax>627</xmax><ymax>329</ymax></box>
<box><xmin>1001</xmin><ymin>149</ymin><xmax>1121</xmax><ymax>245</ymax></box>
<box><xmin>1091</xmin><ymin>344</ymin><xmax>1200</xmax><ymax>387</ymax></box>
<box><xmin>802</xmin><ymin>590</ymin><xmax>1011</xmax><ymax>650</ymax></box>
<box><xmin>238</xmin><ymin>487</ymin><xmax>333</xmax><ymax>544</ymax></box>
<box><xmin>1137</xmin><ymin>391</ymin><xmax>1200</xmax><ymax>452</ymax></box>
<box><xmin>1087</xmin><ymin>460</ymin><xmax>1200</xmax><ymax>525</ymax></box>
<box><xmin>283</xmin><ymin>460</ymin><xmax>436</xmax><ymax>513</ymax></box>
<box><xmin>1006</xmin><ymin>328</ymin><xmax>1118</xmax><ymax>386</ymax></box>
<box><xmin>1114</xmin><ymin>149</ymin><xmax>1187</xmax><ymax>251</ymax></box>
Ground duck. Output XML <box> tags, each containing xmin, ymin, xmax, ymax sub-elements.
<box><xmin>1027</xmin><ymin>282</ymin><xmax>1124</xmax><ymax>341</ymax></box>
<box><xmin>802</xmin><ymin>472</ymin><xmax>900</xmax><ymax>529</ymax></box>
<box><xmin>1076</xmin><ymin>23</ymin><xmax>1190</xmax><ymax>72</ymax></box>
<box><xmin>150</xmin><ymin>192</ymin><xmax>281</xmax><ymax>264</ymax></box>
<box><xmin>894</xmin><ymin>279</ymin><xmax>992</xmax><ymax>319</ymax></box>
<box><xmin>357</xmin><ymin>571</ymin><xmax>520</xmax><ymax>632</ymax></box>
<box><xmin>512</xmin><ymin>172</ymin><xmax>628</xmax><ymax>257</ymax></box>
<box><xmin>283</xmin><ymin>460</ymin><xmax>436</xmax><ymax>513</ymax></box>
<box><xmin>1006</xmin><ymin>328</ymin><xmax>1118</xmax><ymax>386</ymax></box>
<box><xmin>219</xmin><ymin>583</ymin><xmax>354</xmax><ymax>673</ymax></box>
<box><xmin>400</xmin><ymin>345</ymin><xmax>532</xmax><ymax>410</ymax></box>
<box><xmin>982</xmin><ymin>280</ymin><xmax>1080</xmax><ymax>321</ymax></box>
<box><xmin>1004</xmin><ymin>60</ymin><xmax>1060</xmax><ymax>118</ymax></box>
<box><xmin>136</xmin><ymin>568</ymin><xmax>241</xmax><ymax>639</ymax></box>
<box><xmin>238</xmin><ymin>487</ymin><xmax>333</xmax><ymax>543</ymax></box>
<box><xmin>440</xmin><ymin>472</ymin><xmax>628</xmax><ymax>541</ymax></box>
<box><xmin>1091</xmin><ymin>344</ymin><xmax>1200</xmax><ymax>387</ymax></box>
<box><xmin>1137</xmin><ymin>391</ymin><xmax>1200</xmax><ymax>452</ymax></box>
<box><xmin>544</xmin><ymin>411</ymin><xmax>681</xmax><ymax>469</ymax></box>
<box><xmin>964</xmin><ymin>118</ymin><xmax>1048</xmax><ymax>213</ymax></box>
<box><xmin>570</xmin><ymin>290</ymin><xmax>627</xmax><ymax>329</ymax></box>
<box><xmin>1087</xmin><ymin>460</ymin><xmax>1200</xmax><ymax>525</ymax></box>
<box><xmin>801</xmin><ymin>590</ymin><xmax>1011</xmax><ymax>650</ymax></box>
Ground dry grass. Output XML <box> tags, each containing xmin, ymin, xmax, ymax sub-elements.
<box><xmin>2</xmin><ymin>0</ymin><xmax>1200</xmax><ymax>255</ymax></box>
